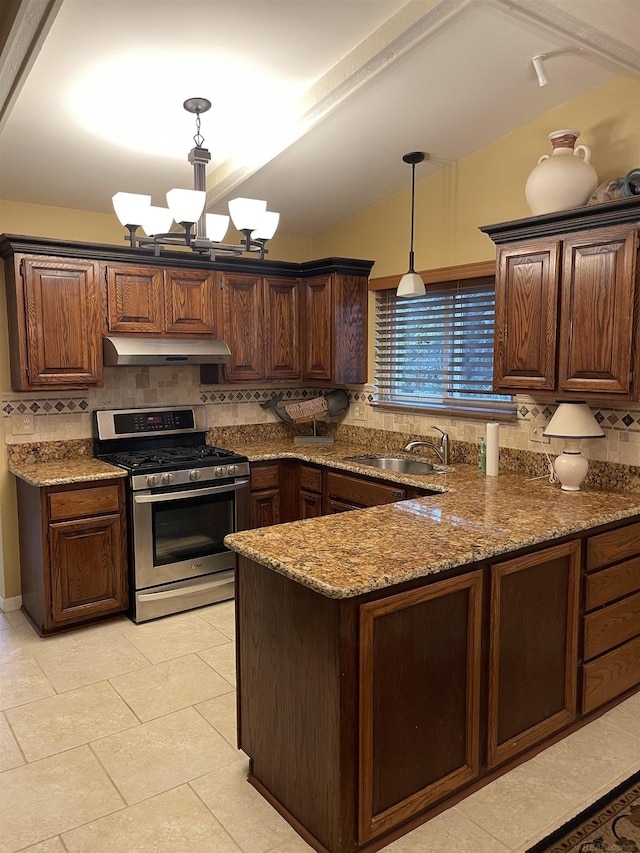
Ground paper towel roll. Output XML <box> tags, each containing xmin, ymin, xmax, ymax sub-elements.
<box><xmin>486</xmin><ymin>422</ymin><xmax>499</xmax><ymax>476</ymax></box>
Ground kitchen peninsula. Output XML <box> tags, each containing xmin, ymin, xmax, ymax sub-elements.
<box><xmin>224</xmin><ymin>451</ymin><xmax>640</xmax><ymax>853</ymax></box>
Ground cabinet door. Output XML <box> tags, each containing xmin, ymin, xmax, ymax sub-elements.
<box><xmin>49</xmin><ymin>513</ymin><xmax>128</xmax><ymax>626</ymax></box>
<box><xmin>219</xmin><ymin>272</ymin><xmax>264</xmax><ymax>380</ymax></box>
<box><xmin>21</xmin><ymin>257</ymin><xmax>102</xmax><ymax>388</ymax></box>
<box><xmin>250</xmin><ymin>491</ymin><xmax>281</xmax><ymax>528</ymax></box>
<box><xmin>303</xmin><ymin>274</ymin><xmax>333</xmax><ymax>380</ymax></box>
<box><xmin>264</xmin><ymin>276</ymin><xmax>301</xmax><ymax>379</ymax></box>
<box><xmin>299</xmin><ymin>490</ymin><xmax>322</xmax><ymax>519</ymax></box>
<box><xmin>358</xmin><ymin>571</ymin><xmax>483</xmax><ymax>843</ymax></box>
<box><xmin>332</xmin><ymin>273</ymin><xmax>368</xmax><ymax>384</ymax></box>
<box><xmin>487</xmin><ymin>540</ymin><xmax>580</xmax><ymax>768</ymax></box>
<box><xmin>106</xmin><ymin>264</ymin><xmax>165</xmax><ymax>333</ymax></box>
<box><xmin>493</xmin><ymin>242</ymin><xmax>560</xmax><ymax>391</ymax></box>
<box><xmin>558</xmin><ymin>226</ymin><xmax>637</xmax><ymax>395</ymax></box>
<box><xmin>324</xmin><ymin>471</ymin><xmax>406</xmax><ymax>512</ymax></box>
<box><xmin>164</xmin><ymin>268</ymin><xmax>214</xmax><ymax>334</ymax></box>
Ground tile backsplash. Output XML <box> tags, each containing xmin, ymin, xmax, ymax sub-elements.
<box><xmin>2</xmin><ymin>370</ymin><xmax>639</xmax><ymax>471</ymax></box>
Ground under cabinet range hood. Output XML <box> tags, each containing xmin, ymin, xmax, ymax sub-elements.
<box><xmin>103</xmin><ymin>336</ymin><xmax>231</xmax><ymax>366</ymax></box>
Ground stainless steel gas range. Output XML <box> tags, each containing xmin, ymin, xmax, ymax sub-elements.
<box><xmin>93</xmin><ymin>406</ymin><xmax>250</xmax><ymax>623</ymax></box>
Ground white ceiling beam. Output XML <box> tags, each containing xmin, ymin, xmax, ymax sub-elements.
<box><xmin>0</xmin><ymin>0</ymin><xmax>63</xmax><ymax>133</ymax></box>
<box><xmin>203</xmin><ymin>0</ymin><xmax>476</xmax><ymax>207</ymax></box>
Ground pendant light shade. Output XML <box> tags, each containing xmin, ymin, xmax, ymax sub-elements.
<box><xmin>397</xmin><ymin>151</ymin><xmax>427</xmax><ymax>298</ymax></box>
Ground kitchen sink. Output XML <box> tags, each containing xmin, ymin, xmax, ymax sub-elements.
<box><xmin>346</xmin><ymin>455</ymin><xmax>442</xmax><ymax>475</ymax></box>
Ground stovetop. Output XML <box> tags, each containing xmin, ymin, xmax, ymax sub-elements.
<box><xmin>102</xmin><ymin>444</ymin><xmax>245</xmax><ymax>474</ymax></box>
<box><xmin>93</xmin><ymin>406</ymin><xmax>250</xmax><ymax>489</ymax></box>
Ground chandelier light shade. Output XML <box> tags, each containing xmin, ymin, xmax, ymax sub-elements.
<box><xmin>252</xmin><ymin>210</ymin><xmax>280</xmax><ymax>241</ymax></box>
<box><xmin>112</xmin><ymin>98</ymin><xmax>280</xmax><ymax>260</ymax></box>
<box><xmin>397</xmin><ymin>151</ymin><xmax>427</xmax><ymax>298</ymax></box>
<box><xmin>542</xmin><ymin>401</ymin><xmax>605</xmax><ymax>491</ymax></box>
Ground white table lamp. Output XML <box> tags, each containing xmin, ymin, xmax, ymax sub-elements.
<box><xmin>542</xmin><ymin>402</ymin><xmax>605</xmax><ymax>491</ymax></box>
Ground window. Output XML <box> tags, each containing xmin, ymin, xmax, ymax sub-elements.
<box><xmin>375</xmin><ymin>277</ymin><xmax>515</xmax><ymax>417</ymax></box>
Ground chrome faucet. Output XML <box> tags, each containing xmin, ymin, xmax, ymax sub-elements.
<box><xmin>402</xmin><ymin>426</ymin><xmax>450</xmax><ymax>466</ymax></box>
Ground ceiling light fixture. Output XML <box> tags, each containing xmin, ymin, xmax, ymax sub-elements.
<box><xmin>396</xmin><ymin>151</ymin><xmax>427</xmax><ymax>298</ymax></box>
<box><xmin>532</xmin><ymin>54</ymin><xmax>550</xmax><ymax>87</ymax></box>
<box><xmin>112</xmin><ymin>98</ymin><xmax>279</xmax><ymax>260</ymax></box>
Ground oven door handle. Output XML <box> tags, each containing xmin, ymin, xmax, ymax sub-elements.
<box><xmin>133</xmin><ymin>479</ymin><xmax>249</xmax><ymax>504</ymax></box>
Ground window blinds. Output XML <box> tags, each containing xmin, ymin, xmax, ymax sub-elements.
<box><xmin>375</xmin><ymin>279</ymin><xmax>514</xmax><ymax>417</ymax></box>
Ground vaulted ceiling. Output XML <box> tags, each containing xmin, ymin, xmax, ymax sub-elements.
<box><xmin>0</xmin><ymin>0</ymin><xmax>638</xmax><ymax>237</ymax></box>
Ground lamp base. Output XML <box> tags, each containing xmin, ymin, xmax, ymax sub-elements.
<box><xmin>553</xmin><ymin>442</ymin><xmax>589</xmax><ymax>491</ymax></box>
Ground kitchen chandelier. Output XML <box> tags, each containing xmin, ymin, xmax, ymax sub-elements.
<box><xmin>112</xmin><ymin>98</ymin><xmax>280</xmax><ymax>260</ymax></box>
<box><xmin>396</xmin><ymin>151</ymin><xmax>427</xmax><ymax>298</ymax></box>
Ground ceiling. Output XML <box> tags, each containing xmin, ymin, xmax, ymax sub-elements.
<box><xmin>0</xmin><ymin>0</ymin><xmax>638</xmax><ymax>238</ymax></box>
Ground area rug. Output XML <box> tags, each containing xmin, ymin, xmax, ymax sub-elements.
<box><xmin>526</xmin><ymin>770</ymin><xmax>640</xmax><ymax>853</ymax></box>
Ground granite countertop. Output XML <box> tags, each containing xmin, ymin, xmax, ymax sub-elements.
<box><xmin>8</xmin><ymin>457</ymin><xmax>127</xmax><ymax>487</ymax></box>
<box><xmin>9</xmin><ymin>437</ymin><xmax>640</xmax><ymax>600</ymax></box>
<box><xmin>223</xmin><ymin>438</ymin><xmax>640</xmax><ymax>599</ymax></box>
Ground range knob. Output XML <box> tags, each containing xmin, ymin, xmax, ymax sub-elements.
<box><xmin>189</xmin><ymin>469</ymin><xmax>202</xmax><ymax>481</ymax></box>
<box><xmin>146</xmin><ymin>474</ymin><xmax>160</xmax><ymax>487</ymax></box>
<box><xmin>228</xmin><ymin>464</ymin><xmax>239</xmax><ymax>476</ymax></box>
<box><xmin>161</xmin><ymin>472</ymin><xmax>174</xmax><ymax>485</ymax></box>
<box><xmin>215</xmin><ymin>466</ymin><xmax>225</xmax><ymax>478</ymax></box>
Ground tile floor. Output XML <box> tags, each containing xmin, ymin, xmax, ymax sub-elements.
<box><xmin>1</xmin><ymin>601</ymin><xmax>639</xmax><ymax>853</ymax></box>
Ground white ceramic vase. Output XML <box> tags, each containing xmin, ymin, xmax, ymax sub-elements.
<box><xmin>525</xmin><ymin>129</ymin><xmax>598</xmax><ymax>216</ymax></box>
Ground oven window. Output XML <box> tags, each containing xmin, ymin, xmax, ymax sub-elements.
<box><xmin>152</xmin><ymin>492</ymin><xmax>233</xmax><ymax>566</ymax></box>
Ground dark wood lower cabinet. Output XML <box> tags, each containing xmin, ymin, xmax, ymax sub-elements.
<box><xmin>16</xmin><ymin>478</ymin><xmax>128</xmax><ymax>635</ymax></box>
<box><xmin>236</xmin><ymin>521</ymin><xmax>640</xmax><ymax>853</ymax></box>
<box><xmin>487</xmin><ymin>541</ymin><xmax>580</xmax><ymax>767</ymax></box>
<box><xmin>358</xmin><ymin>572</ymin><xmax>483</xmax><ymax>844</ymax></box>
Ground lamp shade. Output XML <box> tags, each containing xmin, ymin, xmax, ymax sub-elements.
<box><xmin>251</xmin><ymin>210</ymin><xmax>280</xmax><ymax>241</ymax></box>
<box><xmin>205</xmin><ymin>213</ymin><xmax>230</xmax><ymax>242</ymax></box>
<box><xmin>396</xmin><ymin>271</ymin><xmax>426</xmax><ymax>298</ymax></box>
<box><xmin>228</xmin><ymin>197</ymin><xmax>267</xmax><ymax>231</ymax></box>
<box><xmin>542</xmin><ymin>402</ymin><xmax>604</xmax><ymax>439</ymax></box>
<box><xmin>112</xmin><ymin>192</ymin><xmax>151</xmax><ymax>227</ymax></box>
<box><xmin>140</xmin><ymin>205</ymin><xmax>173</xmax><ymax>236</ymax></box>
<box><xmin>166</xmin><ymin>188</ymin><xmax>206</xmax><ymax>224</ymax></box>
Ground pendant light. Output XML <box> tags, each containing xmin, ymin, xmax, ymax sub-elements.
<box><xmin>397</xmin><ymin>151</ymin><xmax>427</xmax><ymax>298</ymax></box>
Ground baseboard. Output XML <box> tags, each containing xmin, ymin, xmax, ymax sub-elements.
<box><xmin>0</xmin><ymin>595</ymin><xmax>22</xmax><ymax>613</ymax></box>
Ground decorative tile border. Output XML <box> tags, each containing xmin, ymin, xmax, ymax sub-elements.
<box><xmin>199</xmin><ymin>387</ymin><xmax>358</xmax><ymax>405</ymax></box>
<box><xmin>517</xmin><ymin>401</ymin><xmax>640</xmax><ymax>432</ymax></box>
<box><xmin>2</xmin><ymin>396</ymin><xmax>90</xmax><ymax>417</ymax></box>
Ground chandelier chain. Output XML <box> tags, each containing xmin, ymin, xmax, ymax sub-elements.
<box><xmin>193</xmin><ymin>111</ymin><xmax>205</xmax><ymax>148</ymax></box>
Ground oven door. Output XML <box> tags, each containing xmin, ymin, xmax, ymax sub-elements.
<box><xmin>131</xmin><ymin>478</ymin><xmax>250</xmax><ymax>590</ymax></box>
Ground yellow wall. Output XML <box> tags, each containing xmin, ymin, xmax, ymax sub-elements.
<box><xmin>311</xmin><ymin>75</ymin><xmax>640</xmax><ymax>276</ymax></box>
<box><xmin>1</xmin><ymin>74</ymin><xmax>639</xmax><ymax>602</ymax></box>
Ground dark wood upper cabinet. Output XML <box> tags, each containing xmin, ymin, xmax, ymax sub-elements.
<box><xmin>558</xmin><ymin>227</ymin><xmax>637</xmax><ymax>395</ymax></box>
<box><xmin>106</xmin><ymin>264</ymin><xmax>165</xmax><ymax>333</ymax></box>
<box><xmin>164</xmin><ymin>267</ymin><xmax>214</xmax><ymax>335</ymax></box>
<box><xmin>493</xmin><ymin>241</ymin><xmax>560</xmax><ymax>391</ymax></box>
<box><xmin>106</xmin><ymin>264</ymin><xmax>214</xmax><ymax>335</ymax></box>
<box><xmin>483</xmin><ymin>199</ymin><xmax>640</xmax><ymax>400</ymax></box>
<box><xmin>303</xmin><ymin>272</ymin><xmax>368</xmax><ymax>384</ymax></box>
<box><xmin>303</xmin><ymin>274</ymin><xmax>333</xmax><ymax>380</ymax></box>
<box><xmin>6</xmin><ymin>255</ymin><xmax>103</xmax><ymax>389</ymax></box>
<box><xmin>263</xmin><ymin>276</ymin><xmax>301</xmax><ymax>380</ymax></box>
<box><xmin>217</xmin><ymin>271</ymin><xmax>265</xmax><ymax>381</ymax></box>
<box><xmin>1</xmin><ymin>235</ymin><xmax>373</xmax><ymax>390</ymax></box>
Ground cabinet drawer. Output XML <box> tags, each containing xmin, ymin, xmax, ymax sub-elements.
<box><xmin>585</xmin><ymin>557</ymin><xmax>640</xmax><ymax>611</ymax></box>
<box><xmin>326</xmin><ymin>471</ymin><xmax>406</xmax><ymax>507</ymax></box>
<box><xmin>581</xmin><ymin>634</ymin><xmax>640</xmax><ymax>713</ymax></box>
<box><xmin>250</xmin><ymin>462</ymin><xmax>279</xmax><ymax>491</ymax></box>
<box><xmin>299</xmin><ymin>464</ymin><xmax>322</xmax><ymax>494</ymax></box>
<box><xmin>587</xmin><ymin>522</ymin><xmax>640</xmax><ymax>571</ymax></box>
<box><xmin>583</xmin><ymin>590</ymin><xmax>640</xmax><ymax>660</ymax></box>
<box><xmin>48</xmin><ymin>484</ymin><xmax>121</xmax><ymax>521</ymax></box>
